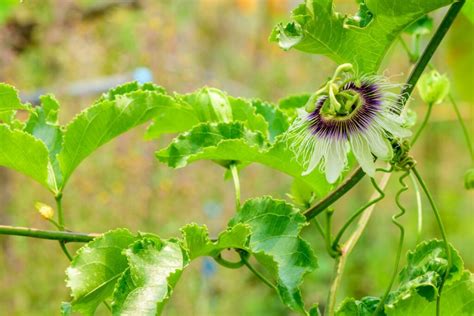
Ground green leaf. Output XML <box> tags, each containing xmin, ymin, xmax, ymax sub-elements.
<box><xmin>24</xmin><ymin>94</ymin><xmax>63</xmax><ymax>190</ymax></box>
<box><xmin>97</xmin><ymin>81</ymin><xmax>167</xmax><ymax>103</ymax></box>
<box><xmin>0</xmin><ymin>83</ymin><xmax>29</xmax><ymax>124</ymax></box>
<box><xmin>279</xmin><ymin>94</ymin><xmax>311</xmax><ymax>110</ymax></box>
<box><xmin>336</xmin><ymin>240</ymin><xmax>469</xmax><ymax>316</ymax></box>
<box><xmin>251</xmin><ymin>99</ymin><xmax>289</xmax><ymax>141</ymax></box>
<box><xmin>0</xmin><ymin>124</ymin><xmax>51</xmax><ymax>189</ymax></box>
<box><xmin>228</xmin><ymin>197</ymin><xmax>318</xmax><ymax>314</ymax></box>
<box><xmin>156</xmin><ymin>122</ymin><xmax>331</xmax><ymax>196</ymax></box>
<box><xmin>270</xmin><ymin>0</ymin><xmax>454</xmax><ymax>73</ymax></box>
<box><xmin>58</xmin><ymin>91</ymin><xmax>174</xmax><ymax>187</ymax></box>
<box><xmin>66</xmin><ymin>229</ymin><xmax>138</xmax><ymax>316</ymax></box>
<box><xmin>278</xmin><ymin>94</ymin><xmax>311</xmax><ymax>119</ymax></box>
<box><xmin>336</xmin><ymin>296</ymin><xmax>380</xmax><ymax>316</ymax></box>
<box><xmin>181</xmin><ymin>223</ymin><xmax>250</xmax><ymax>259</ymax></box>
<box><xmin>156</xmin><ymin>122</ymin><xmax>267</xmax><ymax>168</ymax></box>
<box><xmin>111</xmin><ymin>237</ymin><xmax>186</xmax><ymax>316</ymax></box>
<box><xmin>145</xmin><ymin>87</ymin><xmax>269</xmax><ymax>139</ymax></box>
<box><xmin>385</xmin><ymin>239</ymin><xmax>464</xmax><ymax>307</ymax></box>
<box><xmin>385</xmin><ymin>271</ymin><xmax>474</xmax><ymax>316</ymax></box>
<box><xmin>462</xmin><ymin>1</ymin><xmax>474</xmax><ymax>24</ymax></box>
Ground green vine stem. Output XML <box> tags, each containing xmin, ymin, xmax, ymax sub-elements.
<box><xmin>55</xmin><ymin>194</ymin><xmax>73</xmax><ymax>261</ymax></box>
<box><xmin>331</xmin><ymin>177</ymin><xmax>386</xmax><ymax>250</ymax></box>
<box><xmin>304</xmin><ymin>167</ymin><xmax>366</xmax><ymax>221</ymax></box>
<box><xmin>412</xmin><ymin>166</ymin><xmax>451</xmax><ymax>316</ymax></box>
<box><xmin>374</xmin><ymin>170</ymin><xmax>410</xmax><ymax>314</ymax></box>
<box><xmin>239</xmin><ymin>251</ymin><xmax>278</xmax><ymax>291</ymax></box>
<box><xmin>326</xmin><ymin>172</ymin><xmax>392</xmax><ymax>316</ymax></box>
<box><xmin>313</xmin><ymin>218</ymin><xmax>326</xmax><ymax>240</ymax></box>
<box><xmin>449</xmin><ymin>94</ymin><xmax>474</xmax><ymax>161</ymax></box>
<box><xmin>0</xmin><ymin>225</ymin><xmax>98</xmax><ymax>242</ymax></box>
<box><xmin>411</xmin><ymin>103</ymin><xmax>433</xmax><ymax>145</ymax></box>
<box><xmin>229</xmin><ymin>163</ymin><xmax>241</xmax><ymax>211</ymax></box>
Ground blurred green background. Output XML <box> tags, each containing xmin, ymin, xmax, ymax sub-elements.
<box><xmin>0</xmin><ymin>0</ymin><xmax>472</xmax><ymax>315</ymax></box>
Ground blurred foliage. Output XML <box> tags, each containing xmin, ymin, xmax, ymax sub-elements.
<box><xmin>0</xmin><ymin>0</ymin><xmax>472</xmax><ymax>315</ymax></box>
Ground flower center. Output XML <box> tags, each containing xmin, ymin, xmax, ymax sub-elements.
<box><xmin>319</xmin><ymin>88</ymin><xmax>363</xmax><ymax>119</ymax></box>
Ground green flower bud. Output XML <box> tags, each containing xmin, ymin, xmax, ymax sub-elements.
<box><xmin>417</xmin><ymin>70</ymin><xmax>450</xmax><ymax>105</ymax></box>
<box><xmin>195</xmin><ymin>87</ymin><xmax>233</xmax><ymax>123</ymax></box>
<box><xmin>464</xmin><ymin>168</ymin><xmax>474</xmax><ymax>190</ymax></box>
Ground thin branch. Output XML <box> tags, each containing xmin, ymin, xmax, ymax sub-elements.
<box><xmin>0</xmin><ymin>225</ymin><xmax>99</xmax><ymax>242</ymax></box>
<box><xmin>304</xmin><ymin>168</ymin><xmax>366</xmax><ymax>221</ymax></box>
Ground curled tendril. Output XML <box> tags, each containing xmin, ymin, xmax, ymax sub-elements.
<box><xmin>213</xmin><ymin>250</ymin><xmax>246</xmax><ymax>269</ymax></box>
<box><xmin>374</xmin><ymin>170</ymin><xmax>410</xmax><ymax>315</ymax></box>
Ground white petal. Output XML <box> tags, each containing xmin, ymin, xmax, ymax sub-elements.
<box><xmin>350</xmin><ymin>135</ymin><xmax>375</xmax><ymax>176</ymax></box>
<box><xmin>366</xmin><ymin>128</ymin><xmax>393</xmax><ymax>160</ymax></box>
<box><xmin>302</xmin><ymin>140</ymin><xmax>324</xmax><ymax>176</ymax></box>
<box><xmin>378</xmin><ymin>114</ymin><xmax>412</xmax><ymax>138</ymax></box>
<box><xmin>324</xmin><ymin>140</ymin><xmax>347</xmax><ymax>183</ymax></box>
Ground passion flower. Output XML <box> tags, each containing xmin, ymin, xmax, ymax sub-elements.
<box><xmin>287</xmin><ymin>64</ymin><xmax>411</xmax><ymax>183</ymax></box>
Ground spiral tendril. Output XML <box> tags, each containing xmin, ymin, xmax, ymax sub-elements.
<box><xmin>374</xmin><ymin>169</ymin><xmax>411</xmax><ymax>315</ymax></box>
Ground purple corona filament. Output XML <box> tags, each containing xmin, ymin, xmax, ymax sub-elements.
<box><xmin>307</xmin><ymin>81</ymin><xmax>382</xmax><ymax>140</ymax></box>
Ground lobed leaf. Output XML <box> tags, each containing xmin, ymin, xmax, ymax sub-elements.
<box><xmin>336</xmin><ymin>240</ymin><xmax>471</xmax><ymax>316</ymax></box>
<box><xmin>0</xmin><ymin>83</ymin><xmax>29</xmax><ymax>125</ymax></box>
<box><xmin>336</xmin><ymin>296</ymin><xmax>380</xmax><ymax>316</ymax></box>
<box><xmin>181</xmin><ymin>223</ymin><xmax>250</xmax><ymax>260</ymax></box>
<box><xmin>24</xmin><ymin>94</ymin><xmax>63</xmax><ymax>189</ymax></box>
<box><xmin>156</xmin><ymin>122</ymin><xmax>332</xmax><ymax>196</ymax></box>
<box><xmin>388</xmin><ymin>239</ymin><xmax>464</xmax><ymax>305</ymax></box>
<box><xmin>58</xmin><ymin>91</ymin><xmax>174</xmax><ymax>187</ymax></box>
<box><xmin>228</xmin><ymin>197</ymin><xmax>318</xmax><ymax>314</ymax></box>
<box><xmin>155</xmin><ymin>122</ymin><xmax>267</xmax><ymax>168</ymax></box>
<box><xmin>251</xmin><ymin>99</ymin><xmax>289</xmax><ymax>141</ymax></box>
<box><xmin>0</xmin><ymin>124</ymin><xmax>51</xmax><ymax>189</ymax></box>
<box><xmin>145</xmin><ymin>87</ymin><xmax>269</xmax><ymax>139</ymax></box>
<box><xmin>385</xmin><ymin>271</ymin><xmax>474</xmax><ymax>316</ymax></box>
<box><xmin>270</xmin><ymin>0</ymin><xmax>454</xmax><ymax>73</ymax></box>
<box><xmin>111</xmin><ymin>237</ymin><xmax>186</xmax><ymax>316</ymax></box>
<box><xmin>66</xmin><ymin>229</ymin><xmax>139</xmax><ymax>316</ymax></box>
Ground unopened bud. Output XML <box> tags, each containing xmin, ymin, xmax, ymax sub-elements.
<box><xmin>417</xmin><ymin>70</ymin><xmax>450</xmax><ymax>105</ymax></box>
<box><xmin>35</xmin><ymin>202</ymin><xmax>54</xmax><ymax>220</ymax></box>
<box><xmin>464</xmin><ymin>169</ymin><xmax>474</xmax><ymax>190</ymax></box>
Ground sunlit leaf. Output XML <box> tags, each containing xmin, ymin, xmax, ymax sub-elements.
<box><xmin>251</xmin><ymin>99</ymin><xmax>289</xmax><ymax>141</ymax></box>
<box><xmin>156</xmin><ymin>122</ymin><xmax>331</xmax><ymax>196</ymax></box>
<box><xmin>145</xmin><ymin>87</ymin><xmax>269</xmax><ymax>139</ymax></box>
<box><xmin>156</xmin><ymin>122</ymin><xmax>267</xmax><ymax>168</ymax></box>
<box><xmin>229</xmin><ymin>197</ymin><xmax>318</xmax><ymax>314</ymax></box>
<box><xmin>385</xmin><ymin>272</ymin><xmax>474</xmax><ymax>316</ymax></box>
<box><xmin>270</xmin><ymin>0</ymin><xmax>454</xmax><ymax>73</ymax></box>
<box><xmin>66</xmin><ymin>229</ymin><xmax>138</xmax><ymax>316</ymax></box>
<box><xmin>24</xmin><ymin>94</ymin><xmax>63</xmax><ymax>188</ymax></box>
<box><xmin>181</xmin><ymin>223</ymin><xmax>250</xmax><ymax>259</ymax></box>
<box><xmin>0</xmin><ymin>83</ymin><xmax>29</xmax><ymax>124</ymax></box>
<box><xmin>111</xmin><ymin>237</ymin><xmax>186</xmax><ymax>316</ymax></box>
<box><xmin>336</xmin><ymin>296</ymin><xmax>380</xmax><ymax>316</ymax></box>
<box><xmin>58</xmin><ymin>91</ymin><xmax>174</xmax><ymax>187</ymax></box>
<box><xmin>336</xmin><ymin>240</ymin><xmax>470</xmax><ymax>316</ymax></box>
<box><xmin>0</xmin><ymin>124</ymin><xmax>51</xmax><ymax>189</ymax></box>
